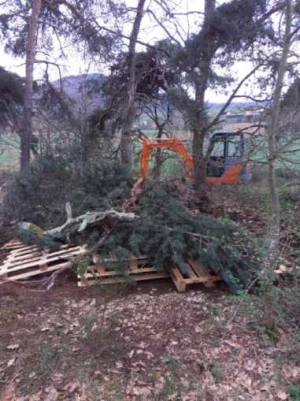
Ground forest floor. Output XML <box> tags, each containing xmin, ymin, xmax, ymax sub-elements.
<box><xmin>1</xmin><ymin>185</ymin><xmax>300</xmax><ymax>401</ymax></box>
<box><xmin>1</xmin><ymin>278</ymin><xmax>300</xmax><ymax>401</ymax></box>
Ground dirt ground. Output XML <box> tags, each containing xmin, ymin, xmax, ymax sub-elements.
<box><xmin>1</xmin><ymin>184</ymin><xmax>300</xmax><ymax>400</ymax></box>
<box><xmin>1</xmin><ymin>276</ymin><xmax>300</xmax><ymax>401</ymax></box>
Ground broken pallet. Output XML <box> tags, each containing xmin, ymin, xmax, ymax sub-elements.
<box><xmin>0</xmin><ymin>241</ymin><xmax>87</xmax><ymax>281</ymax></box>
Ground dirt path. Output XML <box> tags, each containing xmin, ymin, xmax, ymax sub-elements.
<box><xmin>0</xmin><ymin>279</ymin><xmax>299</xmax><ymax>400</ymax></box>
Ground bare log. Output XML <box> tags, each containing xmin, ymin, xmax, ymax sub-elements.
<box><xmin>45</xmin><ymin>209</ymin><xmax>137</xmax><ymax>240</ymax></box>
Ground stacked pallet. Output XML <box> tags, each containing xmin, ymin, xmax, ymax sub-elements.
<box><xmin>0</xmin><ymin>240</ymin><xmax>221</xmax><ymax>291</ymax></box>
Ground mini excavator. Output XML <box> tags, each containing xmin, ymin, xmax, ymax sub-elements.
<box><xmin>139</xmin><ymin>131</ymin><xmax>252</xmax><ymax>185</ymax></box>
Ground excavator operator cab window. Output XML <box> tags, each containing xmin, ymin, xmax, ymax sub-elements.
<box><xmin>207</xmin><ymin>136</ymin><xmax>226</xmax><ymax>178</ymax></box>
<box><xmin>207</xmin><ymin>133</ymin><xmax>244</xmax><ymax>178</ymax></box>
<box><xmin>210</xmin><ymin>140</ymin><xmax>225</xmax><ymax>157</ymax></box>
<box><xmin>227</xmin><ymin>135</ymin><xmax>243</xmax><ymax>158</ymax></box>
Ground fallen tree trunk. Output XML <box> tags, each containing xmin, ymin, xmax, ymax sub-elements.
<box><xmin>45</xmin><ymin>207</ymin><xmax>137</xmax><ymax>240</ymax></box>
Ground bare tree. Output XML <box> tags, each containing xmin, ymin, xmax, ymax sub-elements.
<box><xmin>21</xmin><ymin>0</ymin><xmax>42</xmax><ymax>171</ymax></box>
<box><xmin>192</xmin><ymin>0</ymin><xmax>216</xmax><ymax>188</ymax></box>
<box><xmin>266</xmin><ymin>0</ymin><xmax>292</xmax><ymax>264</ymax></box>
<box><xmin>120</xmin><ymin>0</ymin><xmax>147</xmax><ymax>170</ymax></box>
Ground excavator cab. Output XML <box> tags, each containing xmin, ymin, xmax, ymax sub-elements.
<box><xmin>206</xmin><ymin>132</ymin><xmax>251</xmax><ymax>184</ymax></box>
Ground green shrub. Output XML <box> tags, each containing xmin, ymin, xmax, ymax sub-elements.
<box><xmin>2</xmin><ymin>152</ymin><xmax>133</xmax><ymax>229</ymax></box>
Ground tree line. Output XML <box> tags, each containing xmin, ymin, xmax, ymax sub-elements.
<box><xmin>0</xmin><ymin>1</ymin><xmax>300</xmax><ymax>237</ymax></box>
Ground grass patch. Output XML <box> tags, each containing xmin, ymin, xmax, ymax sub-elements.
<box><xmin>0</xmin><ymin>134</ymin><xmax>19</xmax><ymax>169</ymax></box>
<box><xmin>37</xmin><ymin>342</ymin><xmax>61</xmax><ymax>375</ymax></box>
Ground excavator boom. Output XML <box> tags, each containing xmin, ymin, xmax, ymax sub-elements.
<box><xmin>140</xmin><ymin>137</ymin><xmax>194</xmax><ymax>179</ymax></box>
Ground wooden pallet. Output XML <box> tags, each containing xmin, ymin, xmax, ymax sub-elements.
<box><xmin>0</xmin><ymin>242</ymin><xmax>87</xmax><ymax>281</ymax></box>
<box><xmin>1</xmin><ymin>241</ymin><xmax>221</xmax><ymax>291</ymax></box>
<box><xmin>78</xmin><ymin>255</ymin><xmax>170</xmax><ymax>287</ymax></box>
<box><xmin>170</xmin><ymin>259</ymin><xmax>221</xmax><ymax>292</ymax></box>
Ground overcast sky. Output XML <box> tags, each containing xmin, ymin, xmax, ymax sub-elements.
<box><xmin>0</xmin><ymin>0</ymin><xmax>257</xmax><ymax>103</ymax></box>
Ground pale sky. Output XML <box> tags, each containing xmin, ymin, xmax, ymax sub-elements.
<box><xmin>0</xmin><ymin>0</ymin><xmax>262</xmax><ymax>103</ymax></box>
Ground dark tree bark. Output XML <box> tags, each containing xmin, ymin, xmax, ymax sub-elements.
<box><xmin>20</xmin><ymin>0</ymin><xmax>41</xmax><ymax>171</ymax></box>
<box><xmin>192</xmin><ymin>0</ymin><xmax>216</xmax><ymax>189</ymax></box>
<box><xmin>120</xmin><ymin>0</ymin><xmax>147</xmax><ymax>170</ymax></box>
<box><xmin>266</xmin><ymin>0</ymin><xmax>292</xmax><ymax>264</ymax></box>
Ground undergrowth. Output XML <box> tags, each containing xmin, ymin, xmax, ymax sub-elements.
<box><xmin>2</xmin><ymin>153</ymin><xmax>263</xmax><ymax>291</ymax></box>
<box><xmin>1</xmin><ymin>152</ymin><xmax>133</xmax><ymax>228</ymax></box>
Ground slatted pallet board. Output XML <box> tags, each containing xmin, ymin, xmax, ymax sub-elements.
<box><xmin>170</xmin><ymin>259</ymin><xmax>221</xmax><ymax>292</ymax></box>
<box><xmin>78</xmin><ymin>255</ymin><xmax>170</xmax><ymax>287</ymax></box>
<box><xmin>0</xmin><ymin>241</ymin><xmax>87</xmax><ymax>281</ymax></box>
<box><xmin>2</xmin><ymin>240</ymin><xmax>26</xmax><ymax>251</ymax></box>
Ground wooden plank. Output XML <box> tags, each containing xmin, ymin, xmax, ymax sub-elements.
<box><xmin>11</xmin><ymin>246</ymin><xmax>80</xmax><ymax>259</ymax></box>
<box><xmin>83</xmin><ymin>266</ymin><xmax>162</xmax><ymax>278</ymax></box>
<box><xmin>87</xmin><ymin>271</ymin><xmax>169</xmax><ymax>282</ymax></box>
<box><xmin>8</xmin><ymin>252</ymin><xmax>41</xmax><ymax>261</ymax></box>
<box><xmin>170</xmin><ymin>266</ymin><xmax>186</xmax><ymax>292</ymax></box>
<box><xmin>10</xmin><ymin>245</ymin><xmax>81</xmax><ymax>259</ymax></box>
<box><xmin>0</xmin><ymin>256</ymin><xmax>42</xmax><ymax>272</ymax></box>
<box><xmin>186</xmin><ymin>264</ymin><xmax>198</xmax><ymax>279</ymax></box>
<box><xmin>5</xmin><ymin>246</ymin><xmax>85</xmax><ymax>266</ymax></box>
<box><xmin>9</xmin><ymin>246</ymin><xmax>40</xmax><ymax>255</ymax></box>
<box><xmin>188</xmin><ymin>259</ymin><xmax>221</xmax><ymax>287</ymax></box>
<box><xmin>188</xmin><ymin>259</ymin><xmax>211</xmax><ymax>277</ymax></box>
<box><xmin>0</xmin><ymin>261</ymin><xmax>72</xmax><ymax>281</ymax></box>
<box><xmin>2</xmin><ymin>241</ymin><xmax>24</xmax><ymax>250</ymax></box>
<box><xmin>5</xmin><ymin>244</ymin><xmax>78</xmax><ymax>260</ymax></box>
<box><xmin>0</xmin><ymin>247</ymin><xmax>74</xmax><ymax>267</ymax></box>
<box><xmin>93</xmin><ymin>257</ymin><xmax>151</xmax><ymax>273</ymax></box>
<box><xmin>78</xmin><ymin>271</ymin><xmax>170</xmax><ymax>287</ymax></box>
<box><xmin>0</xmin><ymin>247</ymin><xmax>86</xmax><ymax>274</ymax></box>
<box><xmin>101</xmin><ymin>255</ymin><xmax>149</xmax><ymax>263</ymax></box>
<box><xmin>184</xmin><ymin>276</ymin><xmax>220</xmax><ymax>285</ymax></box>
<box><xmin>4</xmin><ymin>245</ymin><xmax>29</xmax><ymax>252</ymax></box>
<box><xmin>129</xmin><ymin>258</ymin><xmax>138</xmax><ymax>270</ymax></box>
<box><xmin>0</xmin><ymin>254</ymin><xmax>41</xmax><ymax>270</ymax></box>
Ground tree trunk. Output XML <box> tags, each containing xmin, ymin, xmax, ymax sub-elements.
<box><xmin>120</xmin><ymin>0</ymin><xmax>147</xmax><ymax>170</ymax></box>
<box><xmin>192</xmin><ymin>0</ymin><xmax>216</xmax><ymax>189</ymax></box>
<box><xmin>20</xmin><ymin>0</ymin><xmax>41</xmax><ymax>171</ymax></box>
<box><xmin>266</xmin><ymin>0</ymin><xmax>292</xmax><ymax>266</ymax></box>
<box><xmin>192</xmin><ymin>127</ymin><xmax>206</xmax><ymax>188</ymax></box>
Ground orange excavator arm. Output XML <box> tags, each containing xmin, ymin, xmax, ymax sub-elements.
<box><xmin>139</xmin><ymin>137</ymin><xmax>194</xmax><ymax>179</ymax></box>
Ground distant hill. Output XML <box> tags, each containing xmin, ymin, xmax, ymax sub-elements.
<box><xmin>52</xmin><ymin>73</ymin><xmax>107</xmax><ymax>112</ymax></box>
<box><xmin>51</xmin><ymin>73</ymin><xmax>268</xmax><ymax>115</ymax></box>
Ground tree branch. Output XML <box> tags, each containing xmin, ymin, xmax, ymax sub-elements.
<box><xmin>206</xmin><ymin>63</ymin><xmax>265</xmax><ymax>131</ymax></box>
